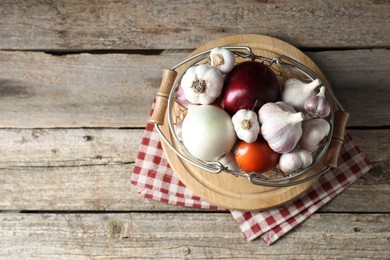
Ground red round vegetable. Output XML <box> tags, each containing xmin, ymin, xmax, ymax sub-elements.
<box><xmin>220</xmin><ymin>61</ymin><xmax>280</xmax><ymax>115</ymax></box>
<box><xmin>234</xmin><ymin>138</ymin><xmax>280</xmax><ymax>173</ymax></box>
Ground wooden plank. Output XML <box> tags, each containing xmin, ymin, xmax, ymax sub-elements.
<box><xmin>0</xmin><ymin>212</ymin><xmax>388</xmax><ymax>258</ymax></box>
<box><xmin>0</xmin><ymin>164</ymin><xmax>181</xmax><ymax>211</ymax></box>
<box><xmin>0</xmin><ymin>128</ymin><xmax>141</xmax><ymax>167</ymax></box>
<box><xmin>0</xmin><ymin>129</ymin><xmax>388</xmax><ymax>211</ymax></box>
<box><xmin>0</xmin><ymin>0</ymin><xmax>389</xmax><ymax>50</ymax></box>
<box><xmin>0</xmin><ymin>49</ymin><xmax>388</xmax><ymax>128</ymax></box>
<box><xmin>307</xmin><ymin>49</ymin><xmax>390</xmax><ymax>127</ymax></box>
<box><xmin>1</xmin><ymin>163</ymin><xmax>389</xmax><ymax>212</ymax></box>
<box><xmin>0</xmin><ymin>51</ymin><xmax>183</xmax><ymax>128</ymax></box>
<box><xmin>0</xmin><ymin>128</ymin><xmax>386</xmax><ymax>169</ymax></box>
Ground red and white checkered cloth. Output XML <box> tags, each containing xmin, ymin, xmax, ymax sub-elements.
<box><xmin>131</xmin><ymin>106</ymin><xmax>372</xmax><ymax>245</ymax></box>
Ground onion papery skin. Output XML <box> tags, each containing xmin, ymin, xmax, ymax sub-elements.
<box><xmin>181</xmin><ymin>105</ymin><xmax>237</xmax><ymax>161</ymax></box>
<box><xmin>220</xmin><ymin>61</ymin><xmax>280</xmax><ymax>115</ymax></box>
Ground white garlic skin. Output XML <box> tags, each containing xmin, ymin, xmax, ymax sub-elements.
<box><xmin>282</xmin><ymin>78</ymin><xmax>321</xmax><ymax>111</ymax></box>
<box><xmin>181</xmin><ymin>64</ymin><xmax>224</xmax><ymax>105</ymax></box>
<box><xmin>218</xmin><ymin>152</ymin><xmax>240</xmax><ymax>172</ymax></box>
<box><xmin>232</xmin><ymin>109</ymin><xmax>260</xmax><ymax>143</ymax></box>
<box><xmin>210</xmin><ymin>47</ymin><xmax>235</xmax><ymax>74</ymax></box>
<box><xmin>299</xmin><ymin>118</ymin><xmax>331</xmax><ymax>152</ymax></box>
<box><xmin>304</xmin><ymin>86</ymin><xmax>331</xmax><ymax>118</ymax></box>
<box><xmin>259</xmin><ymin>102</ymin><xmax>304</xmax><ymax>153</ymax></box>
<box><xmin>279</xmin><ymin>148</ymin><xmax>313</xmax><ymax>173</ymax></box>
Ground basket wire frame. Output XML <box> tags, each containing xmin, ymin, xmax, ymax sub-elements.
<box><xmin>155</xmin><ymin>46</ymin><xmax>344</xmax><ymax>187</ymax></box>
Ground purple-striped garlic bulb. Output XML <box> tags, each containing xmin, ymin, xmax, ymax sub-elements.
<box><xmin>304</xmin><ymin>86</ymin><xmax>331</xmax><ymax>118</ymax></box>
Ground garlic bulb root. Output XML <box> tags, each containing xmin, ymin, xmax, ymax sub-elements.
<box><xmin>259</xmin><ymin>102</ymin><xmax>304</xmax><ymax>153</ymax></box>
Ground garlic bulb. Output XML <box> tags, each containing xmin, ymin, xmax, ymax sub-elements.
<box><xmin>279</xmin><ymin>148</ymin><xmax>313</xmax><ymax>173</ymax></box>
<box><xmin>210</xmin><ymin>47</ymin><xmax>235</xmax><ymax>74</ymax></box>
<box><xmin>218</xmin><ymin>152</ymin><xmax>240</xmax><ymax>171</ymax></box>
<box><xmin>282</xmin><ymin>78</ymin><xmax>321</xmax><ymax>110</ymax></box>
<box><xmin>232</xmin><ymin>109</ymin><xmax>260</xmax><ymax>143</ymax></box>
<box><xmin>181</xmin><ymin>64</ymin><xmax>224</xmax><ymax>105</ymax></box>
<box><xmin>304</xmin><ymin>86</ymin><xmax>331</xmax><ymax>118</ymax></box>
<box><xmin>299</xmin><ymin>118</ymin><xmax>331</xmax><ymax>152</ymax></box>
<box><xmin>258</xmin><ymin>102</ymin><xmax>304</xmax><ymax>153</ymax></box>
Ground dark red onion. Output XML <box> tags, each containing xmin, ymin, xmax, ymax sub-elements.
<box><xmin>220</xmin><ymin>61</ymin><xmax>280</xmax><ymax>115</ymax></box>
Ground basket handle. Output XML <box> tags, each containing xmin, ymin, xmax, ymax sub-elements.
<box><xmin>149</xmin><ymin>69</ymin><xmax>178</xmax><ymax>125</ymax></box>
<box><xmin>325</xmin><ymin>110</ymin><xmax>350</xmax><ymax>168</ymax></box>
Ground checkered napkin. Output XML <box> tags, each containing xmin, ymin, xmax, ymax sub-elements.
<box><xmin>131</xmin><ymin>108</ymin><xmax>372</xmax><ymax>245</ymax></box>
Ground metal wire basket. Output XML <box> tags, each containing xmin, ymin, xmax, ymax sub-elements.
<box><xmin>152</xmin><ymin>45</ymin><xmax>346</xmax><ymax>187</ymax></box>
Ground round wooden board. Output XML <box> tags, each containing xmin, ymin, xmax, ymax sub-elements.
<box><xmin>160</xmin><ymin>34</ymin><xmax>334</xmax><ymax>211</ymax></box>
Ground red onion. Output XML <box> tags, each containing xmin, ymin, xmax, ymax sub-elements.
<box><xmin>220</xmin><ymin>61</ymin><xmax>280</xmax><ymax>115</ymax></box>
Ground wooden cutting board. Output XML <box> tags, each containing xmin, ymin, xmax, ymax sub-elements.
<box><xmin>159</xmin><ymin>34</ymin><xmax>337</xmax><ymax>211</ymax></box>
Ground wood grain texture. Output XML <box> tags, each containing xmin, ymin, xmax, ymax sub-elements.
<box><xmin>0</xmin><ymin>1</ymin><xmax>388</xmax><ymax>256</ymax></box>
<box><xmin>0</xmin><ymin>128</ymin><xmax>140</xmax><ymax>167</ymax></box>
<box><xmin>307</xmin><ymin>49</ymin><xmax>390</xmax><ymax>127</ymax></box>
<box><xmin>1</xmin><ymin>163</ymin><xmax>389</xmax><ymax>212</ymax></box>
<box><xmin>0</xmin><ymin>128</ymin><xmax>386</xmax><ymax>169</ymax></box>
<box><xmin>0</xmin><ymin>0</ymin><xmax>389</xmax><ymax>50</ymax></box>
<box><xmin>0</xmin><ymin>213</ymin><xmax>389</xmax><ymax>258</ymax></box>
<box><xmin>0</xmin><ymin>129</ymin><xmax>388</xmax><ymax>211</ymax></box>
<box><xmin>0</xmin><ymin>51</ymin><xmax>174</xmax><ymax>128</ymax></box>
<box><xmin>0</xmin><ymin>49</ymin><xmax>388</xmax><ymax>128</ymax></box>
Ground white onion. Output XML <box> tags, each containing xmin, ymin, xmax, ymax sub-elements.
<box><xmin>181</xmin><ymin>105</ymin><xmax>236</xmax><ymax>161</ymax></box>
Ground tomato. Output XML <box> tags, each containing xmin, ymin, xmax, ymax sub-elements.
<box><xmin>234</xmin><ymin>138</ymin><xmax>280</xmax><ymax>173</ymax></box>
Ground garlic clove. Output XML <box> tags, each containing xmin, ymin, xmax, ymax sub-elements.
<box><xmin>232</xmin><ymin>109</ymin><xmax>260</xmax><ymax>143</ymax></box>
<box><xmin>299</xmin><ymin>118</ymin><xmax>331</xmax><ymax>152</ymax></box>
<box><xmin>282</xmin><ymin>78</ymin><xmax>321</xmax><ymax>111</ymax></box>
<box><xmin>304</xmin><ymin>86</ymin><xmax>331</xmax><ymax>118</ymax></box>
<box><xmin>278</xmin><ymin>148</ymin><xmax>313</xmax><ymax>173</ymax></box>
<box><xmin>210</xmin><ymin>47</ymin><xmax>235</xmax><ymax>74</ymax></box>
<box><xmin>259</xmin><ymin>102</ymin><xmax>304</xmax><ymax>153</ymax></box>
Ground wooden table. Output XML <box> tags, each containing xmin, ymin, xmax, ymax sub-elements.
<box><xmin>0</xmin><ymin>1</ymin><xmax>389</xmax><ymax>258</ymax></box>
